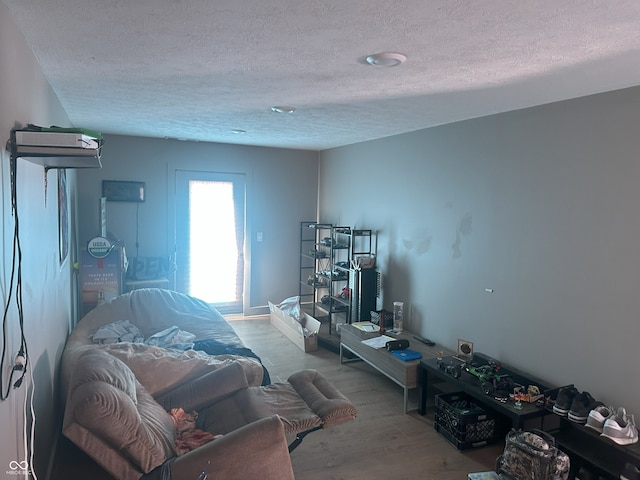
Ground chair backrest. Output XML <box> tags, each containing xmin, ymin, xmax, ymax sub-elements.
<box><xmin>63</xmin><ymin>349</ymin><xmax>177</xmax><ymax>480</ymax></box>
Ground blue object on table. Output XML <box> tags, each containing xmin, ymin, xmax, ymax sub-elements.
<box><xmin>391</xmin><ymin>349</ymin><xmax>422</xmax><ymax>361</ymax></box>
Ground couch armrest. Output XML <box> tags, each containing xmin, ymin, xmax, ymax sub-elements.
<box><xmin>154</xmin><ymin>361</ymin><xmax>249</xmax><ymax>412</ymax></box>
<box><xmin>143</xmin><ymin>415</ymin><xmax>295</xmax><ymax>480</ymax></box>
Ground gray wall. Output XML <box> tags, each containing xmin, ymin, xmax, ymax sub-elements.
<box><xmin>319</xmin><ymin>85</ymin><xmax>640</xmax><ymax>415</ymax></box>
<box><xmin>0</xmin><ymin>4</ymin><xmax>78</xmax><ymax>477</ymax></box>
<box><xmin>6</xmin><ymin>0</ymin><xmax>640</xmax><ymax>470</ymax></box>
<box><xmin>76</xmin><ymin>135</ymin><xmax>319</xmax><ymax>312</ymax></box>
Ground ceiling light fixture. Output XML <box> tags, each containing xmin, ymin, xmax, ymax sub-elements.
<box><xmin>365</xmin><ymin>52</ymin><xmax>407</xmax><ymax>67</ymax></box>
<box><xmin>271</xmin><ymin>106</ymin><xmax>296</xmax><ymax>114</ymax></box>
<box><xmin>231</xmin><ymin>129</ymin><xmax>246</xmax><ymax>134</ymax></box>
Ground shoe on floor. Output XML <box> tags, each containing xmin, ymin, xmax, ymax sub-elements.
<box><xmin>621</xmin><ymin>462</ymin><xmax>640</xmax><ymax>480</ymax></box>
<box><xmin>576</xmin><ymin>467</ymin><xmax>598</xmax><ymax>480</ymax></box>
<box><xmin>602</xmin><ymin>407</ymin><xmax>639</xmax><ymax>445</ymax></box>
<box><xmin>553</xmin><ymin>386</ymin><xmax>579</xmax><ymax>416</ymax></box>
<box><xmin>568</xmin><ymin>391</ymin><xmax>600</xmax><ymax>424</ymax></box>
<box><xmin>585</xmin><ymin>404</ymin><xmax>614</xmax><ymax>433</ymax></box>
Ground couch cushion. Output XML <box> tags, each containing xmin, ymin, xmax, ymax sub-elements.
<box><xmin>98</xmin><ymin>342</ymin><xmax>263</xmax><ymax>396</ymax></box>
<box><xmin>63</xmin><ymin>350</ymin><xmax>176</xmax><ymax>478</ymax></box>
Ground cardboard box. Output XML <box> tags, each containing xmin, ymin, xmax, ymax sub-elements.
<box><xmin>268</xmin><ymin>301</ymin><xmax>321</xmax><ymax>352</ymax></box>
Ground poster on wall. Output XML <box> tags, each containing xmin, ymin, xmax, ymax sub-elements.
<box><xmin>58</xmin><ymin>169</ymin><xmax>69</xmax><ymax>266</ymax></box>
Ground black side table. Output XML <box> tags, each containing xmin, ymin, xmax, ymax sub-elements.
<box><xmin>419</xmin><ymin>355</ymin><xmax>551</xmax><ymax>429</ymax></box>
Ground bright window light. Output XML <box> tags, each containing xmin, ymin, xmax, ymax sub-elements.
<box><xmin>188</xmin><ymin>180</ymin><xmax>238</xmax><ymax>303</ymax></box>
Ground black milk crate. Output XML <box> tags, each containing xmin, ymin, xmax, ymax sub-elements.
<box><xmin>434</xmin><ymin>392</ymin><xmax>502</xmax><ymax>450</ymax></box>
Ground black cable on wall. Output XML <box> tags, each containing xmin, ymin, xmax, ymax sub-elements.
<box><xmin>1</xmin><ymin>154</ymin><xmax>29</xmax><ymax>400</ymax></box>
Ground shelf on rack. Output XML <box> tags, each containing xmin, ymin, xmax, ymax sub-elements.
<box><xmin>332</xmin><ymin>296</ymin><xmax>350</xmax><ymax>307</ymax></box>
<box><xmin>551</xmin><ymin>414</ymin><xmax>640</xmax><ymax>478</ymax></box>
<box><xmin>20</xmin><ymin>154</ymin><xmax>102</xmax><ymax>169</ymax></box>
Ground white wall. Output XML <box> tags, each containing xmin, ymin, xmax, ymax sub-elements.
<box><xmin>319</xmin><ymin>86</ymin><xmax>640</xmax><ymax>415</ymax></box>
<box><xmin>0</xmin><ymin>4</ymin><xmax>77</xmax><ymax>478</ymax></box>
<box><xmin>76</xmin><ymin>135</ymin><xmax>319</xmax><ymax>313</ymax></box>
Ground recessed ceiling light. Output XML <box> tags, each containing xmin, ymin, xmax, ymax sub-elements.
<box><xmin>231</xmin><ymin>129</ymin><xmax>246</xmax><ymax>134</ymax></box>
<box><xmin>271</xmin><ymin>106</ymin><xmax>296</xmax><ymax>114</ymax></box>
<box><xmin>365</xmin><ymin>52</ymin><xmax>407</xmax><ymax>67</ymax></box>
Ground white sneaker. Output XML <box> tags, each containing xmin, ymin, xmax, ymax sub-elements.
<box><xmin>585</xmin><ymin>404</ymin><xmax>614</xmax><ymax>433</ymax></box>
<box><xmin>601</xmin><ymin>407</ymin><xmax>638</xmax><ymax>445</ymax></box>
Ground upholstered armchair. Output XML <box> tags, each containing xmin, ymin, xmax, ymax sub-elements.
<box><xmin>63</xmin><ymin>350</ymin><xmax>295</xmax><ymax>480</ymax></box>
<box><xmin>63</xmin><ymin>349</ymin><xmax>356</xmax><ymax>480</ymax></box>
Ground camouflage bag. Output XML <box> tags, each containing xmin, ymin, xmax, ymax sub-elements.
<box><xmin>496</xmin><ymin>429</ymin><xmax>570</xmax><ymax>480</ymax></box>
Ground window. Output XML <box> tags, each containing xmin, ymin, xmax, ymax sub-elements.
<box><xmin>175</xmin><ymin>171</ymin><xmax>245</xmax><ymax>313</ymax></box>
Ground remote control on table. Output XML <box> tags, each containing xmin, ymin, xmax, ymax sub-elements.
<box><xmin>413</xmin><ymin>335</ymin><xmax>435</xmax><ymax>346</ymax></box>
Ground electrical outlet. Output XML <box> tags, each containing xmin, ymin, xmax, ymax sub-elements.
<box><xmin>13</xmin><ymin>353</ymin><xmax>26</xmax><ymax>371</ymax></box>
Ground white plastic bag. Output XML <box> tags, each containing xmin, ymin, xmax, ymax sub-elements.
<box><xmin>278</xmin><ymin>296</ymin><xmax>305</xmax><ymax>324</ymax></box>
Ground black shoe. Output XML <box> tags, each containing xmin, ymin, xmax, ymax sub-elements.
<box><xmin>553</xmin><ymin>386</ymin><xmax>579</xmax><ymax>416</ymax></box>
<box><xmin>576</xmin><ymin>467</ymin><xmax>597</xmax><ymax>480</ymax></box>
<box><xmin>568</xmin><ymin>391</ymin><xmax>600</xmax><ymax>424</ymax></box>
<box><xmin>621</xmin><ymin>462</ymin><xmax>640</xmax><ymax>480</ymax></box>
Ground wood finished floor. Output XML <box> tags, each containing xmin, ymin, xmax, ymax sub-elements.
<box><xmin>232</xmin><ymin>317</ymin><xmax>502</xmax><ymax>480</ymax></box>
<box><xmin>51</xmin><ymin>316</ymin><xmax>503</xmax><ymax>479</ymax></box>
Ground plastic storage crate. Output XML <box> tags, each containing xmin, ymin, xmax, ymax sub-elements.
<box><xmin>434</xmin><ymin>392</ymin><xmax>503</xmax><ymax>450</ymax></box>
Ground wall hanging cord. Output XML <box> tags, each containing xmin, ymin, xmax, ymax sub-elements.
<box><xmin>136</xmin><ymin>201</ymin><xmax>140</xmax><ymax>258</ymax></box>
<box><xmin>1</xmin><ymin>154</ymin><xmax>29</xmax><ymax>399</ymax></box>
<box><xmin>2</xmin><ymin>152</ymin><xmax>36</xmax><ymax>477</ymax></box>
<box><xmin>25</xmin><ymin>360</ymin><xmax>38</xmax><ymax>479</ymax></box>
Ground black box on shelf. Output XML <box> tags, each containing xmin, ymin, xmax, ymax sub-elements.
<box><xmin>434</xmin><ymin>392</ymin><xmax>503</xmax><ymax>450</ymax></box>
<box><xmin>370</xmin><ymin>309</ymin><xmax>393</xmax><ymax>328</ymax></box>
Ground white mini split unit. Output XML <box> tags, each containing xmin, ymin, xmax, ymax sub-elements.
<box><xmin>10</xmin><ymin>127</ymin><xmax>103</xmax><ymax>170</ymax></box>
<box><xmin>15</xmin><ymin>130</ymin><xmax>99</xmax><ymax>149</ymax></box>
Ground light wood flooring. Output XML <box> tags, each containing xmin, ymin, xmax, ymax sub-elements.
<box><xmin>231</xmin><ymin>316</ymin><xmax>503</xmax><ymax>480</ymax></box>
<box><xmin>51</xmin><ymin>316</ymin><xmax>503</xmax><ymax>479</ymax></box>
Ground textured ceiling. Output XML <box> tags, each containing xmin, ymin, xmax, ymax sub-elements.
<box><xmin>4</xmin><ymin>0</ymin><xmax>640</xmax><ymax>150</ymax></box>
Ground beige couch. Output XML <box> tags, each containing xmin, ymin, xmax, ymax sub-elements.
<box><xmin>60</xmin><ymin>289</ymin><xmax>356</xmax><ymax>480</ymax></box>
<box><xmin>60</xmin><ymin>289</ymin><xmax>294</xmax><ymax>480</ymax></box>
<box><xmin>61</xmin><ymin>288</ymin><xmax>265</xmax><ymax>397</ymax></box>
